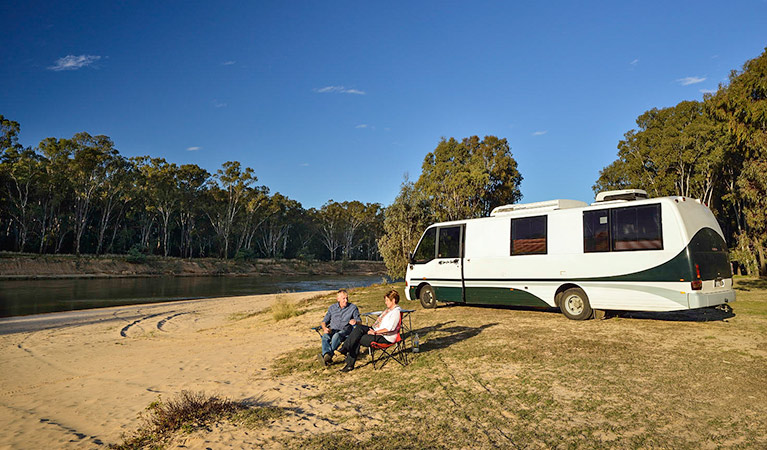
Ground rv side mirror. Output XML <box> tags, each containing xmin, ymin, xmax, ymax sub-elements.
<box><xmin>408</xmin><ymin>252</ymin><xmax>415</xmax><ymax>264</ymax></box>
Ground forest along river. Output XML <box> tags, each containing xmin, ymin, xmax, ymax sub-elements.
<box><xmin>0</xmin><ymin>274</ymin><xmax>383</xmax><ymax>318</ymax></box>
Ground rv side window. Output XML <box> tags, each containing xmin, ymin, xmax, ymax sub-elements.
<box><xmin>437</xmin><ymin>226</ymin><xmax>461</xmax><ymax>258</ymax></box>
<box><xmin>413</xmin><ymin>228</ymin><xmax>436</xmax><ymax>263</ymax></box>
<box><xmin>584</xmin><ymin>210</ymin><xmax>610</xmax><ymax>252</ymax></box>
<box><xmin>611</xmin><ymin>204</ymin><xmax>663</xmax><ymax>251</ymax></box>
<box><xmin>511</xmin><ymin>216</ymin><xmax>547</xmax><ymax>255</ymax></box>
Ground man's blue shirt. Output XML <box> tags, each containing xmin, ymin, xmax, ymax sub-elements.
<box><xmin>323</xmin><ymin>302</ymin><xmax>361</xmax><ymax>330</ymax></box>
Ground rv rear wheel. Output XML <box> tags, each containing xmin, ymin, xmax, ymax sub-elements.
<box><xmin>419</xmin><ymin>285</ymin><xmax>437</xmax><ymax>309</ymax></box>
<box><xmin>560</xmin><ymin>288</ymin><xmax>593</xmax><ymax>320</ymax></box>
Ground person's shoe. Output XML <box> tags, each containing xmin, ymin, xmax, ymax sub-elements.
<box><xmin>339</xmin><ymin>365</ymin><xmax>354</xmax><ymax>373</ymax></box>
<box><xmin>318</xmin><ymin>353</ymin><xmax>328</xmax><ymax>367</ymax></box>
<box><xmin>337</xmin><ymin>346</ymin><xmax>348</xmax><ymax>356</ymax></box>
<box><xmin>323</xmin><ymin>353</ymin><xmax>333</xmax><ymax>365</ymax></box>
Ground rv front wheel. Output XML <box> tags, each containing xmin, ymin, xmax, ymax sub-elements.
<box><xmin>420</xmin><ymin>285</ymin><xmax>437</xmax><ymax>309</ymax></box>
<box><xmin>560</xmin><ymin>288</ymin><xmax>593</xmax><ymax>320</ymax></box>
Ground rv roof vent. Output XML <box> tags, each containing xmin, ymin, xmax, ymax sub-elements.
<box><xmin>595</xmin><ymin>189</ymin><xmax>648</xmax><ymax>203</ymax></box>
<box><xmin>490</xmin><ymin>199</ymin><xmax>588</xmax><ymax>216</ymax></box>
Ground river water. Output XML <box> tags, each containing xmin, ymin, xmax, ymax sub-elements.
<box><xmin>0</xmin><ymin>274</ymin><xmax>383</xmax><ymax>318</ymax></box>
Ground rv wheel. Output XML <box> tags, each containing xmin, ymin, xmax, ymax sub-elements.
<box><xmin>560</xmin><ymin>288</ymin><xmax>593</xmax><ymax>320</ymax></box>
<box><xmin>419</xmin><ymin>285</ymin><xmax>437</xmax><ymax>309</ymax></box>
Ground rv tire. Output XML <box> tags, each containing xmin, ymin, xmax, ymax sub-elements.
<box><xmin>560</xmin><ymin>287</ymin><xmax>593</xmax><ymax>320</ymax></box>
<box><xmin>420</xmin><ymin>285</ymin><xmax>437</xmax><ymax>309</ymax></box>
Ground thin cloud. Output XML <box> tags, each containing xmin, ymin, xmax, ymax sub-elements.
<box><xmin>630</xmin><ymin>58</ymin><xmax>639</xmax><ymax>66</ymax></box>
<box><xmin>222</xmin><ymin>60</ymin><xmax>236</xmax><ymax>66</ymax></box>
<box><xmin>356</xmin><ymin>124</ymin><xmax>369</xmax><ymax>129</ymax></box>
<box><xmin>48</xmin><ymin>55</ymin><xmax>101</xmax><ymax>71</ymax></box>
<box><xmin>532</xmin><ymin>130</ymin><xmax>547</xmax><ymax>136</ymax></box>
<box><xmin>186</xmin><ymin>146</ymin><xmax>201</xmax><ymax>151</ymax></box>
<box><xmin>677</xmin><ymin>76</ymin><xmax>706</xmax><ymax>86</ymax></box>
<box><xmin>699</xmin><ymin>88</ymin><xmax>717</xmax><ymax>94</ymax></box>
<box><xmin>314</xmin><ymin>86</ymin><xmax>366</xmax><ymax>95</ymax></box>
<box><xmin>300</xmin><ymin>163</ymin><xmax>309</xmax><ymax>167</ymax></box>
<box><xmin>212</xmin><ymin>100</ymin><xmax>227</xmax><ymax>108</ymax></box>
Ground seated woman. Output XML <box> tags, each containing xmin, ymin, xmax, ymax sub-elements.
<box><xmin>338</xmin><ymin>289</ymin><xmax>401</xmax><ymax>372</ymax></box>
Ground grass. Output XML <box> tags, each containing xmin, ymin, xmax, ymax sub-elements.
<box><xmin>111</xmin><ymin>391</ymin><xmax>286</xmax><ymax>449</ymax></box>
<box><xmin>270</xmin><ymin>295</ymin><xmax>302</xmax><ymax>321</ymax></box>
<box><xmin>269</xmin><ymin>279</ymin><xmax>767</xmax><ymax>449</ymax></box>
<box><xmin>113</xmin><ymin>280</ymin><xmax>767</xmax><ymax>448</ymax></box>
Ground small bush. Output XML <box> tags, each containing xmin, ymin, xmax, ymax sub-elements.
<box><xmin>234</xmin><ymin>248</ymin><xmax>256</xmax><ymax>261</ymax></box>
<box><xmin>113</xmin><ymin>391</ymin><xmax>239</xmax><ymax>449</ymax></box>
<box><xmin>126</xmin><ymin>245</ymin><xmax>147</xmax><ymax>264</ymax></box>
<box><xmin>271</xmin><ymin>296</ymin><xmax>300</xmax><ymax>321</ymax></box>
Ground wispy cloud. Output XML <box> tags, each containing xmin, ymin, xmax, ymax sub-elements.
<box><xmin>221</xmin><ymin>60</ymin><xmax>236</xmax><ymax>66</ymax></box>
<box><xmin>48</xmin><ymin>55</ymin><xmax>101</xmax><ymax>71</ymax></box>
<box><xmin>356</xmin><ymin>124</ymin><xmax>369</xmax><ymax>129</ymax></box>
<box><xmin>677</xmin><ymin>76</ymin><xmax>706</xmax><ymax>86</ymax></box>
<box><xmin>212</xmin><ymin>100</ymin><xmax>227</xmax><ymax>108</ymax></box>
<box><xmin>300</xmin><ymin>163</ymin><xmax>309</xmax><ymax>167</ymax></box>
<box><xmin>532</xmin><ymin>130</ymin><xmax>547</xmax><ymax>136</ymax></box>
<box><xmin>314</xmin><ymin>86</ymin><xmax>366</xmax><ymax>95</ymax></box>
<box><xmin>630</xmin><ymin>58</ymin><xmax>639</xmax><ymax>66</ymax></box>
<box><xmin>699</xmin><ymin>88</ymin><xmax>717</xmax><ymax>94</ymax></box>
<box><xmin>186</xmin><ymin>146</ymin><xmax>201</xmax><ymax>151</ymax></box>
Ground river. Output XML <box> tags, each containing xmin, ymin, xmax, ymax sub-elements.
<box><xmin>0</xmin><ymin>274</ymin><xmax>383</xmax><ymax>318</ymax></box>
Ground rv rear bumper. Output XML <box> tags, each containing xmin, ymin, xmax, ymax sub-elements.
<box><xmin>688</xmin><ymin>289</ymin><xmax>736</xmax><ymax>309</ymax></box>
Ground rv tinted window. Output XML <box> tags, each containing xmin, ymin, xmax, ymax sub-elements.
<box><xmin>413</xmin><ymin>228</ymin><xmax>436</xmax><ymax>263</ymax></box>
<box><xmin>584</xmin><ymin>210</ymin><xmax>610</xmax><ymax>252</ymax></box>
<box><xmin>611</xmin><ymin>204</ymin><xmax>662</xmax><ymax>251</ymax></box>
<box><xmin>438</xmin><ymin>226</ymin><xmax>461</xmax><ymax>258</ymax></box>
<box><xmin>511</xmin><ymin>216</ymin><xmax>547</xmax><ymax>255</ymax></box>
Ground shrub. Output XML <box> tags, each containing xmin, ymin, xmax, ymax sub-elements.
<box><xmin>234</xmin><ymin>248</ymin><xmax>256</xmax><ymax>261</ymax></box>
<box><xmin>126</xmin><ymin>245</ymin><xmax>147</xmax><ymax>264</ymax></box>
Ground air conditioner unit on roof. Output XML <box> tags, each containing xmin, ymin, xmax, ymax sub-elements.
<box><xmin>595</xmin><ymin>189</ymin><xmax>648</xmax><ymax>203</ymax></box>
<box><xmin>490</xmin><ymin>199</ymin><xmax>588</xmax><ymax>216</ymax></box>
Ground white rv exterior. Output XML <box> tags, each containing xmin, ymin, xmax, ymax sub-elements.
<box><xmin>405</xmin><ymin>190</ymin><xmax>735</xmax><ymax>320</ymax></box>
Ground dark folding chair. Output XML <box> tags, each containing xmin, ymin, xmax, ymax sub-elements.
<box><xmin>368</xmin><ymin>314</ymin><xmax>409</xmax><ymax>370</ymax></box>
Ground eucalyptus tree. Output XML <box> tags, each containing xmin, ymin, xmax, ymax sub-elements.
<box><xmin>316</xmin><ymin>200</ymin><xmax>345</xmax><ymax>260</ymax></box>
<box><xmin>136</xmin><ymin>157</ymin><xmax>182</xmax><ymax>257</ymax></box>
<box><xmin>176</xmin><ymin>163</ymin><xmax>210</xmax><ymax>258</ymax></box>
<box><xmin>377</xmin><ymin>179</ymin><xmax>432</xmax><ymax>278</ymax></box>
<box><xmin>595</xmin><ymin>101</ymin><xmax>725</xmax><ymax>205</ymax></box>
<box><xmin>235</xmin><ymin>185</ymin><xmax>270</xmax><ymax>254</ymax></box>
<box><xmin>416</xmin><ymin>135</ymin><xmax>522</xmax><ymax>222</ymax></box>
<box><xmin>256</xmin><ymin>193</ymin><xmax>301</xmax><ymax>258</ymax></box>
<box><xmin>94</xmin><ymin>154</ymin><xmax>131</xmax><ymax>255</ymax></box>
<box><xmin>708</xmin><ymin>48</ymin><xmax>767</xmax><ymax>275</ymax></box>
<box><xmin>1</xmin><ymin>117</ymin><xmax>42</xmax><ymax>252</ymax></box>
<box><xmin>207</xmin><ymin>161</ymin><xmax>257</xmax><ymax>258</ymax></box>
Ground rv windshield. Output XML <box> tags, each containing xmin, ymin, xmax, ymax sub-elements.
<box><xmin>413</xmin><ymin>228</ymin><xmax>436</xmax><ymax>264</ymax></box>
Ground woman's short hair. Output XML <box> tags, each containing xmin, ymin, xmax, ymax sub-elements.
<box><xmin>385</xmin><ymin>289</ymin><xmax>400</xmax><ymax>304</ymax></box>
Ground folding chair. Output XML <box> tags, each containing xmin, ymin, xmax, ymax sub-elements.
<box><xmin>368</xmin><ymin>314</ymin><xmax>409</xmax><ymax>370</ymax></box>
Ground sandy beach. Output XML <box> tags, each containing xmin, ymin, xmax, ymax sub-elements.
<box><xmin>0</xmin><ymin>291</ymin><xmax>337</xmax><ymax>449</ymax></box>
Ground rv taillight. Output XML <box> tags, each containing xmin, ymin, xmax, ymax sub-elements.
<box><xmin>691</xmin><ymin>280</ymin><xmax>703</xmax><ymax>290</ymax></box>
<box><xmin>695</xmin><ymin>264</ymin><xmax>701</xmax><ymax>279</ymax></box>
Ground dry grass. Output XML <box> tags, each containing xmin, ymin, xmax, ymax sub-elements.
<box><xmin>270</xmin><ymin>295</ymin><xmax>301</xmax><ymax>321</ymax></box>
<box><xmin>111</xmin><ymin>391</ymin><xmax>285</xmax><ymax>449</ymax></box>
<box><xmin>271</xmin><ymin>279</ymin><xmax>767</xmax><ymax>449</ymax></box>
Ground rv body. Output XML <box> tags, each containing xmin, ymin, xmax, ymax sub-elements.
<box><xmin>405</xmin><ymin>190</ymin><xmax>735</xmax><ymax>319</ymax></box>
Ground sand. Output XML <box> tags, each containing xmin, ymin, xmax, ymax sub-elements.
<box><xmin>0</xmin><ymin>291</ymin><xmax>338</xmax><ymax>449</ymax></box>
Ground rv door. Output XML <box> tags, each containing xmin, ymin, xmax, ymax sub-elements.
<box><xmin>433</xmin><ymin>225</ymin><xmax>465</xmax><ymax>302</ymax></box>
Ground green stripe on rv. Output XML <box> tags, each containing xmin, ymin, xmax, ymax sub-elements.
<box><xmin>419</xmin><ymin>286</ymin><xmax>549</xmax><ymax>307</ymax></box>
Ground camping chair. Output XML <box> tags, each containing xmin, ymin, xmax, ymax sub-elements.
<box><xmin>367</xmin><ymin>313</ymin><xmax>409</xmax><ymax>370</ymax></box>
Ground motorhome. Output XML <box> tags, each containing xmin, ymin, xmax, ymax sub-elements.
<box><xmin>405</xmin><ymin>189</ymin><xmax>735</xmax><ymax>320</ymax></box>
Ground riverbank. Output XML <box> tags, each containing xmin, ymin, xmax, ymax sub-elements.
<box><xmin>0</xmin><ymin>253</ymin><xmax>386</xmax><ymax>279</ymax></box>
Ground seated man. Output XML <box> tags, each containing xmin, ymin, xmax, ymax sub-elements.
<box><xmin>318</xmin><ymin>289</ymin><xmax>361</xmax><ymax>366</ymax></box>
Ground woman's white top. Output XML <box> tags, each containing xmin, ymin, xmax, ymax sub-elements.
<box><xmin>373</xmin><ymin>306</ymin><xmax>401</xmax><ymax>343</ymax></box>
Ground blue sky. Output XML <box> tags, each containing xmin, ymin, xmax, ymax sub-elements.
<box><xmin>2</xmin><ymin>1</ymin><xmax>766</xmax><ymax>209</ymax></box>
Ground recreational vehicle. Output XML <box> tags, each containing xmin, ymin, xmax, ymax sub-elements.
<box><xmin>405</xmin><ymin>189</ymin><xmax>735</xmax><ymax>320</ymax></box>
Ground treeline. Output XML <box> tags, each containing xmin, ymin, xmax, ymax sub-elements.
<box><xmin>0</xmin><ymin>125</ymin><xmax>382</xmax><ymax>261</ymax></box>
<box><xmin>595</xmin><ymin>48</ymin><xmax>767</xmax><ymax>276</ymax></box>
